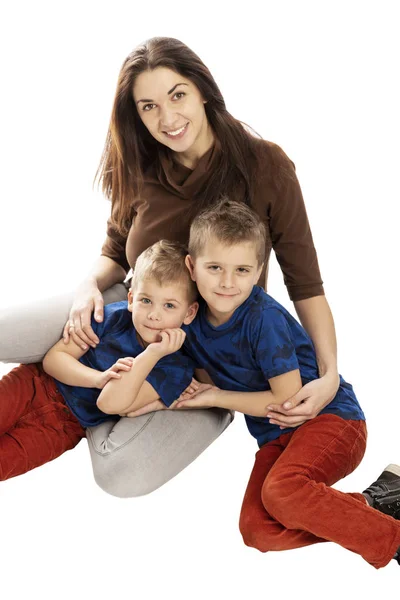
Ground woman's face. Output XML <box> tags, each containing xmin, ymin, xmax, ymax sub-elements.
<box><xmin>133</xmin><ymin>67</ymin><xmax>211</xmax><ymax>159</ymax></box>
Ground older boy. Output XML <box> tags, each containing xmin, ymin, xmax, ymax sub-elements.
<box><xmin>174</xmin><ymin>200</ymin><xmax>400</xmax><ymax>569</ymax></box>
<box><xmin>0</xmin><ymin>241</ymin><xmax>198</xmax><ymax>481</ymax></box>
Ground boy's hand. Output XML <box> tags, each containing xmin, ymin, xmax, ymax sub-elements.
<box><xmin>146</xmin><ymin>328</ymin><xmax>186</xmax><ymax>359</ymax></box>
<box><xmin>182</xmin><ymin>377</ymin><xmax>200</xmax><ymax>396</ymax></box>
<box><xmin>120</xmin><ymin>382</ymin><xmax>207</xmax><ymax>418</ymax></box>
<box><xmin>175</xmin><ymin>385</ymin><xmax>218</xmax><ymax>409</ymax></box>
<box><xmin>95</xmin><ymin>357</ymin><xmax>134</xmax><ymax>389</ymax></box>
<box><xmin>179</xmin><ymin>381</ymin><xmax>213</xmax><ymax>401</ymax></box>
<box><xmin>121</xmin><ymin>398</ymin><xmax>167</xmax><ymax>417</ymax></box>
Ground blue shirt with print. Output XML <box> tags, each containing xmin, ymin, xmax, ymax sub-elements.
<box><xmin>56</xmin><ymin>301</ymin><xmax>195</xmax><ymax>428</ymax></box>
<box><xmin>184</xmin><ymin>286</ymin><xmax>365</xmax><ymax>447</ymax></box>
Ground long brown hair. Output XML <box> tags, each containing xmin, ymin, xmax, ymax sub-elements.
<box><xmin>95</xmin><ymin>37</ymin><xmax>260</xmax><ymax>235</ymax></box>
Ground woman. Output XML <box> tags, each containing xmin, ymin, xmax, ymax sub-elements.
<box><xmin>0</xmin><ymin>37</ymin><xmax>340</xmax><ymax>498</ymax></box>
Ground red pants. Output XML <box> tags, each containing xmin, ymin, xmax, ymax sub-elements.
<box><xmin>239</xmin><ymin>413</ymin><xmax>400</xmax><ymax>569</ymax></box>
<box><xmin>0</xmin><ymin>363</ymin><xmax>85</xmax><ymax>481</ymax></box>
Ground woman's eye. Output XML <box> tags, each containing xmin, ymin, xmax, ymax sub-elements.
<box><xmin>143</xmin><ymin>103</ymin><xmax>156</xmax><ymax>112</ymax></box>
<box><xmin>173</xmin><ymin>92</ymin><xmax>185</xmax><ymax>100</ymax></box>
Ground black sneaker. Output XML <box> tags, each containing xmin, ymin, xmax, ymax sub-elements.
<box><xmin>363</xmin><ymin>464</ymin><xmax>400</xmax><ymax>519</ymax></box>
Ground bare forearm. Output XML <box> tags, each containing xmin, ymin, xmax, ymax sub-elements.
<box><xmin>294</xmin><ymin>295</ymin><xmax>338</xmax><ymax>376</ymax></box>
<box><xmin>97</xmin><ymin>351</ymin><xmax>158</xmax><ymax>414</ymax></box>
<box><xmin>212</xmin><ymin>389</ymin><xmax>281</xmax><ymax>417</ymax></box>
<box><xmin>84</xmin><ymin>256</ymin><xmax>127</xmax><ymax>293</ymax></box>
<box><xmin>43</xmin><ymin>351</ymin><xmax>100</xmax><ymax>387</ymax></box>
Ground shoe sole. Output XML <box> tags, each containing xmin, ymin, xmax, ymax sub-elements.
<box><xmin>385</xmin><ymin>464</ymin><xmax>400</xmax><ymax>477</ymax></box>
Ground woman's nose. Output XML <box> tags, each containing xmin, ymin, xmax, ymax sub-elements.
<box><xmin>160</xmin><ymin>106</ymin><xmax>179</xmax><ymax>128</ymax></box>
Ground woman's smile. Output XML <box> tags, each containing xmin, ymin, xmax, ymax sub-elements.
<box><xmin>163</xmin><ymin>122</ymin><xmax>189</xmax><ymax>139</ymax></box>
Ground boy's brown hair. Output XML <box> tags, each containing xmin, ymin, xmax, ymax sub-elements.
<box><xmin>131</xmin><ymin>240</ymin><xmax>198</xmax><ymax>303</ymax></box>
<box><xmin>188</xmin><ymin>199</ymin><xmax>267</xmax><ymax>266</ymax></box>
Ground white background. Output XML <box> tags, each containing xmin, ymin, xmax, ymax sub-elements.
<box><xmin>1</xmin><ymin>1</ymin><xmax>399</xmax><ymax>597</ymax></box>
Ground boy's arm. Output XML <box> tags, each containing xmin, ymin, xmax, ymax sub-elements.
<box><xmin>119</xmin><ymin>374</ymin><xmax>205</xmax><ymax>418</ymax></box>
<box><xmin>118</xmin><ymin>380</ymin><xmax>161</xmax><ymax>415</ymax></box>
<box><xmin>43</xmin><ymin>338</ymin><xmax>102</xmax><ymax>388</ymax></box>
<box><xmin>97</xmin><ymin>329</ymin><xmax>185</xmax><ymax>415</ymax></box>
<box><xmin>44</xmin><ymin>338</ymin><xmax>163</xmax><ymax>411</ymax></box>
<box><xmin>178</xmin><ymin>369</ymin><xmax>303</xmax><ymax>418</ymax></box>
<box><xmin>97</xmin><ymin>349</ymin><xmax>160</xmax><ymax>414</ymax></box>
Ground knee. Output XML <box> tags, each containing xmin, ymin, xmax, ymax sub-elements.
<box><xmin>262</xmin><ymin>472</ymin><xmax>308</xmax><ymax>529</ymax></box>
<box><xmin>239</xmin><ymin>511</ymin><xmax>272</xmax><ymax>553</ymax></box>
<box><xmin>91</xmin><ymin>458</ymin><xmax>162</xmax><ymax>499</ymax></box>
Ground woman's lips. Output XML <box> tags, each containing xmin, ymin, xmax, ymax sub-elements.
<box><xmin>163</xmin><ymin>122</ymin><xmax>189</xmax><ymax>140</ymax></box>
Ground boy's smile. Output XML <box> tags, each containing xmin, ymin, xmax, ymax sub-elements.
<box><xmin>186</xmin><ymin>238</ymin><xmax>263</xmax><ymax>327</ymax></box>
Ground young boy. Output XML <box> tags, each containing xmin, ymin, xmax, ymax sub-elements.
<box><xmin>0</xmin><ymin>241</ymin><xmax>198</xmax><ymax>482</ymax></box>
<box><xmin>174</xmin><ymin>199</ymin><xmax>400</xmax><ymax>569</ymax></box>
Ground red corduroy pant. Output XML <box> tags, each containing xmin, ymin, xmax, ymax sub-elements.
<box><xmin>0</xmin><ymin>363</ymin><xmax>85</xmax><ymax>481</ymax></box>
<box><xmin>239</xmin><ymin>413</ymin><xmax>400</xmax><ymax>569</ymax></box>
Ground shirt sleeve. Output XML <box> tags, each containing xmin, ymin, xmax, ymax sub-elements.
<box><xmin>146</xmin><ymin>351</ymin><xmax>196</xmax><ymax>407</ymax></box>
<box><xmin>256</xmin><ymin>142</ymin><xmax>325</xmax><ymax>301</ymax></box>
<box><xmin>89</xmin><ymin>302</ymin><xmax>130</xmax><ymax>340</ymax></box>
<box><xmin>254</xmin><ymin>308</ymin><xmax>300</xmax><ymax>381</ymax></box>
<box><xmin>101</xmin><ymin>216</ymin><xmax>131</xmax><ymax>273</ymax></box>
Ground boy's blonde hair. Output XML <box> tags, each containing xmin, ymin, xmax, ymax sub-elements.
<box><xmin>131</xmin><ymin>240</ymin><xmax>198</xmax><ymax>303</ymax></box>
<box><xmin>188</xmin><ymin>199</ymin><xmax>267</xmax><ymax>266</ymax></box>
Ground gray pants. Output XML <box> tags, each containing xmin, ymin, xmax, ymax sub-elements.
<box><xmin>0</xmin><ymin>284</ymin><xmax>233</xmax><ymax>497</ymax></box>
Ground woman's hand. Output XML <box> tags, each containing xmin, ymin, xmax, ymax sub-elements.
<box><xmin>265</xmin><ymin>371</ymin><xmax>340</xmax><ymax>429</ymax></box>
<box><xmin>63</xmin><ymin>278</ymin><xmax>104</xmax><ymax>350</ymax></box>
<box><xmin>95</xmin><ymin>357</ymin><xmax>134</xmax><ymax>389</ymax></box>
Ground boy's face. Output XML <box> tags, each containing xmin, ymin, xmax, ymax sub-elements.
<box><xmin>128</xmin><ymin>278</ymin><xmax>198</xmax><ymax>345</ymax></box>
<box><xmin>186</xmin><ymin>237</ymin><xmax>263</xmax><ymax>326</ymax></box>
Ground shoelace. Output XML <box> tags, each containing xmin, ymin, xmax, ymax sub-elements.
<box><xmin>363</xmin><ymin>480</ymin><xmax>399</xmax><ymax>499</ymax></box>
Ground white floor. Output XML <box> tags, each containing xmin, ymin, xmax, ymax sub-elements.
<box><xmin>0</xmin><ymin>381</ymin><xmax>399</xmax><ymax>599</ymax></box>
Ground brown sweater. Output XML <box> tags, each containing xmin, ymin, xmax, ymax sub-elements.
<box><xmin>101</xmin><ymin>137</ymin><xmax>324</xmax><ymax>302</ymax></box>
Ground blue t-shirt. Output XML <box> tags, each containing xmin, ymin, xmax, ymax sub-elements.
<box><xmin>56</xmin><ymin>301</ymin><xmax>195</xmax><ymax>428</ymax></box>
<box><xmin>184</xmin><ymin>286</ymin><xmax>365</xmax><ymax>447</ymax></box>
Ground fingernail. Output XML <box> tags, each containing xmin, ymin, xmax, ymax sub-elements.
<box><xmin>82</xmin><ymin>345</ymin><xmax>87</xmax><ymax>350</ymax></box>
<box><xmin>266</xmin><ymin>414</ymin><xmax>271</xmax><ymax>418</ymax></box>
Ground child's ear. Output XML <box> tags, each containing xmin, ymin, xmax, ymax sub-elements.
<box><xmin>183</xmin><ymin>301</ymin><xmax>199</xmax><ymax>325</ymax></box>
<box><xmin>185</xmin><ymin>255</ymin><xmax>196</xmax><ymax>280</ymax></box>
<box><xmin>127</xmin><ymin>288</ymin><xmax>133</xmax><ymax>312</ymax></box>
